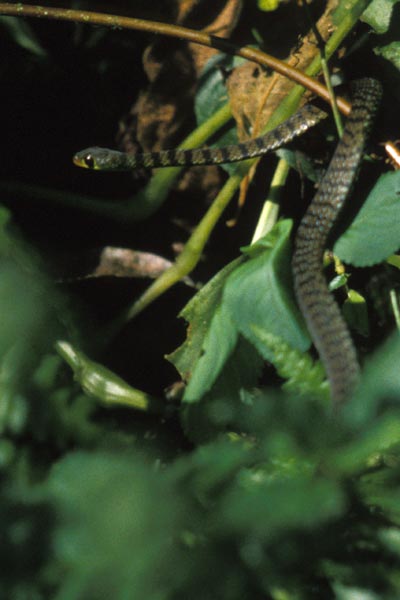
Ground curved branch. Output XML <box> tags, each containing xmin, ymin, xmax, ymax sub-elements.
<box><xmin>0</xmin><ymin>2</ymin><xmax>350</xmax><ymax>112</ymax></box>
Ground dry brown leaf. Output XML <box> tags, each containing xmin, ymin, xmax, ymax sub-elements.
<box><xmin>58</xmin><ymin>246</ymin><xmax>195</xmax><ymax>287</ymax></box>
<box><xmin>90</xmin><ymin>247</ymin><xmax>195</xmax><ymax>287</ymax></box>
<box><xmin>226</xmin><ymin>0</ymin><xmax>339</xmax><ymax>140</ymax></box>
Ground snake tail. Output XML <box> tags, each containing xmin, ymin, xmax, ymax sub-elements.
<box><xmin>73</xmin><ymin>104</ymin><xmax>326</xmax><ymax>171</ymax></box>
<box><xmin>292</xmin><ymin>78</ymin><xmax>382</xmax><ymax>408</ymax></box>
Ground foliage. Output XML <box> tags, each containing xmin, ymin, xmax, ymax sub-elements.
<box><xmin>334</xmin><ymin>170</ymin><xmax>400</xmax><ymax>267</ymax></box>
<box><xmin>1</xmin><ymin>0</ymin><xmax>400</xmax><ymax>598</ymax></box>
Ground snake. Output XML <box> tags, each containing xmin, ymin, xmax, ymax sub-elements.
<box><xmin>73</xmin><ymin>78</ymin><xmax>382</xmax><ymax>406</ymax></box>
<box><xmin>292</xmin><ymin>78</ymin><xmax>381</xmax><ymax>407</ymax></box>
<box><xmin>73</xmin><ymin>103</ymin><xmax>327</xmax><ymax>170</ymax></box>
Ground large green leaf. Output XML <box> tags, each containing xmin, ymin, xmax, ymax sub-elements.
<box><xmin>374</xmin><ymin>41</ymin><xmax>400</xmax><ymax>70</ymax></box>
<box><xmin>250</xmin><ymin>326</ymin><xmax>329</xmax><ymax>401</ymax></box>
<box><xmin>223</xmin><ymin>219</ymin><xmax>310</xmax><ymax>358</ymax></box>
<box><xmin>360</xmin><ymin>0</ymin><xmax>399</xmax><ymax>33</ymax></box>
<box><xmin>167</xmin><ymin>259</ymin><xmax>242</xmax><ymax>402</ymax></box>
<box><xmin>47</xmin><ymin>451</ymin><xmax>188</xmax><ymax>600</ymax></box>
<box><xmin>169</xmin><ymin>221</ymin><xmax>310</xmax><ymax>404</ymax></box>
<box><xmin>334</xmin><ymin>171</ymin><xmax>400</xmax><ymax>267</ymax></box>
<box><xmin>344</xmin><ymin>333</ymin><xmax>400</xmax><ymax>427</ymax></box>
<box><xmin>218</xmin><ymin>476</ymin><xmax>345</xmax><ymax>540</ymax></box>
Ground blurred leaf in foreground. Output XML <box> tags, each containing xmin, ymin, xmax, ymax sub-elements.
<box><xmin>46</xmin><ymin>451</ymin><xmax>189</xmax><ymax>600</ymax></box>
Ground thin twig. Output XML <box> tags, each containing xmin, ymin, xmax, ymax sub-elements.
<box><xmin>0</xmin><ymin>2</ymin><xmax>350</xmax><ymax>112</ymax></box>
<box><xmin>303</xmin><ymin>1</ymin><xmax>343</xmax><ymax>136</ymax></box>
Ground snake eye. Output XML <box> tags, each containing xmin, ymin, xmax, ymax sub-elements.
<box><xmin>84</xmin><ymin>154</ymin><xmax>95</xmax><ymax>169</ymax></box>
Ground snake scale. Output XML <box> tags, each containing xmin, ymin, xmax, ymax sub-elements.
<box><xmin>74</xmin><ymin>78</ymin><xmax>382</xmax><ymax>406</ymax></box>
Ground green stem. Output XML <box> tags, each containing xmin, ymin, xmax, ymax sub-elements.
<box><xmin>126</xmin><ymin>174</ymin><xmax>242</xmax><ymax>319</ymax></box>
<box><xmin>389</xmin><ymin>290</ymin><xmax>400</xmax><ymax>331</ymax></box>
<box><xmin>320</xmin><ymin>61</ymin><xmax>343</xmax><ymax>137</ymax></box>
<box><xmin>251</xmin><ymin>158</ymin><xmax>290</xmax><ymax>243</ymax></box>
<box><xmin>303</xmin><ymin>2</ymin><xmax>343</xmax><ymax>136</ymax></box>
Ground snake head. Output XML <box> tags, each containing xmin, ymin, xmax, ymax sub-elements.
<box><xmin>73</xmin><ymin>147</ymin><xmax>127</xmax><ymax>171</ymax></box>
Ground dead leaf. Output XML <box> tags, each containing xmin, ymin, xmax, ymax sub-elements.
<box><xmin>226</xmin><ymin>0</ymin><xmax>339</xmax><ymax>139</ymax></box>
<box><xmin>90</xmin><ymin>247</ymin><xmax>196</xmax><ymax>287</ymax></box>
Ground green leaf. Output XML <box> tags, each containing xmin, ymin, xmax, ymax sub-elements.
<box><xmin>333</xmin><ymin>412</ymin><xmax>400</xmax><ymax>473</ymax></box>
<box><xmin>257</xmin><ymin>0</ymin><xmax>280</xmax><ymax>11</ymax></box>
<box><xmin>387</xmin><ymin>254</ymin><xmax>400</xmax><ymax>269</ymax></box>
<box><xmin>181</xmin><ymin>338</ymin><xmax>264</xmax><ymax>441</ymax></box>
<box><xmin>179</xmin><ymin>305</ymin><xmax>237</xmax><ymax>403</ymax></box>
<box><xmin>223</xmin><ymin>220</ymin><xmax>310</xmax><ymax>358</ymax></box>
<box><xmin>333</xmin><ymin>583</ymin><xmax>380</xmax><ymax>600</ymax></box>
<box><xmin>168</xmin><ymin>221</ymin><xmax>306</xmax><ymax>404</ymax></box>
<box><xmin>196</xmin><ymin>54</ymin><xmax>236</xmax><ymax>126</ymax></box>
<box><xmin>344</xmin><ymin>333</ymin><xmax>400</xmax><ymax>427</ymax></box>
<box><xmin>329</xmin><ymin>274</ymin><xmax>348</xmax><ymax>291</ymax></box>
<box><xmin>218</xmin><ymin>476</ymin><xmax>345</xmax><ymax>540</ymax></box>
<box><xmin>46</xmin><ymin>451</ymin><xmax>188</xmax><ymax>600</ymax></box>
<box><xmin>276</xmin><ymin>148</ymin><xmax>323</xmax><ymax>183</ymax></box>
<box><xmin>167</xmin><ymin>259</ymin><xmax>242</xmax><ymax>402</ymax></box>
<box><xmin>360</xmin><ymin>0</ymin><xmax>399</xmax><ymax>33</ymax></box>
<box><xmin>250</xmin><ymin>327</ymin><xmax>329</xmax><ymax>401</ymax></box>
<box><xmin>374</xmin><ymin>41</ymin><xmax>400</xmax><ymax>70</ymax></box>
<box><xmin>342</xmin><ymin>289</ymin><xmax>369</xmax><ymax>336</ymax></box>
<box><xmin>380</xmin><ymin>527</ymin><xmax>400</xmax><ymax>556</ymax></box>
<box><xmin>334</xmin><ymin>171</ymin><xmax>400</xmax><ymax>267</ymax></box>
<box><xmin>0</xmin><ymin>16</ymin><xmax>47</xmax><ymax>57</ymax></box>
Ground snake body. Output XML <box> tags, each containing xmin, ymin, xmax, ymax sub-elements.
<box><xmin>73</xmin><ymin>103</ymin><xmax>326</xmax><ymax>170</ymax></box>
<box><xmin>74</xmin><ymin>79</ymin><xmax>381</xmax><ymax>406</ymax></box>
<box><xmin>292</xmin><ymin>78</ymin><xmax>381</xmax><ymax>406</ymax></box>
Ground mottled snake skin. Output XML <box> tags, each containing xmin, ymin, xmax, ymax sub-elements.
<box><xmin>73</xmin><ymin>103</ymin><xmax>326</xmax><ymax>171</ymax></box>
<box><xmin>292</xmin><ymin>78</ymin><xmax>382</xmax><ymax>407</ymax></box>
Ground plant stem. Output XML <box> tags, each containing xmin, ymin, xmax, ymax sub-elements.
<box><xmin>126</xmin><ymin>174</ymin><xmax>242</xmax><ymax>319</ymax></box>
<box><xmin>389</xmin><ymin>290</ymin><xmax>400</xmax><ymax>331</ymax></box>
<box><xmin>251</xmin><ymin>159</ymin><xmax>290</xmax><ymax>243</ymax></box>
<box><xmin>303</xmin><ymin>2</ymin><xmax>343</xmax><ymax>136</ymax></box>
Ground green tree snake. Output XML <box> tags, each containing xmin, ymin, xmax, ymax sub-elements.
<box><xmin>73</xmin><ymin>78</ymin><xmax>382</xmax><ymax>406</ymax></box>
